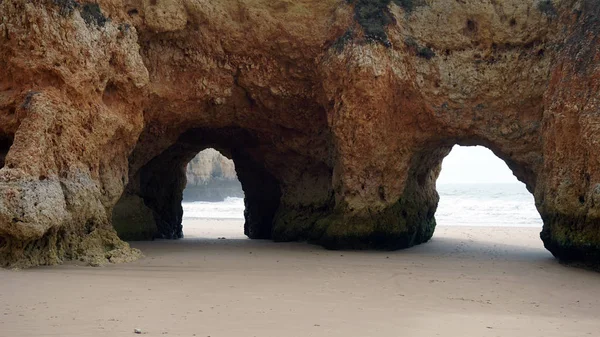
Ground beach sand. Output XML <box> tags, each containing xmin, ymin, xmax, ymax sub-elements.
<box><xmin>2</xmin><ymin>219</ymin><xmax>599</xmax><ymax>337</ymax></box>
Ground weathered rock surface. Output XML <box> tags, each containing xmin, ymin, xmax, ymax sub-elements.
<box><xmin>183</xmin><ymin>148</ymin><xmax>243</xmax><ymax>202</ymax></box>
<box><xmin>0</xmin><ymin>0</ymin><xmax>599</xmax><ymax>268</ymax></box>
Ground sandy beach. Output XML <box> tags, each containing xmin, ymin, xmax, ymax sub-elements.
<box><xmin>1</xmin><ymin>219</ymin><xmax>599</xmax><ymax>337</ymax></box>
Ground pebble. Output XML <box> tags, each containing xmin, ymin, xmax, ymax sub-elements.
<box><xmin>134</xmin><ymin>328</ymin><xmax>142</xmax><ymax>334</ymax></box>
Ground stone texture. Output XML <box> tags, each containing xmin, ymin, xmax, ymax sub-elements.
<box><xmin>111</xmin><ymin>194</ymin><xmax>157</xmax><ymax>240</ymax></box>
<box><xmin>0</xmin><ymin>0</ymin><xmax>599</xmax><ymax>268</ymax></box>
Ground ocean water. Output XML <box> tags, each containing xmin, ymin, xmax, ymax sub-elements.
<box><xmin>435</xmin><ymin>183</ymin><xmax>542</xmax><ymax>227</ymax></box>
<box><xmin>182</xmin><ymin>183</ymin><xmax>543</xmax><ymax>227</ymax></box>
<box><xmin>183</xmin><ymin>197</ymin><xmax>245</xmax><ymax>220</ymax></box>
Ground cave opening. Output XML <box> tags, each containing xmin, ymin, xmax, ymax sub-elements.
<box><xmin>0</xmin><ymin>135</ymin><xmax>13</xmax><ymax>169</ymax></box>
<box><xmin>112</xmin><ymin>128</ymin><xmax>282</xmax><ymax>243</ymax></box>
<box><xmin>435</xmin><ymin>145</ymin><xmax>543</xmax><ymax>240</ymax></box>
<box><xmin>181</xmin><ymin>148</ymin><xmax>246</xmax><ymax>239</ymax></box>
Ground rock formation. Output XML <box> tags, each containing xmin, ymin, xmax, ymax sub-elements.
<box><xmin>183</xmin><ymin>148</ymin><xmax>243</xmax><ymax>202</ymax></box>
<box><xmin>112</xmin><ymin>149</ymin><xmax>241</xmax><ymax>240</ymax></box>
<box><xmin>0</xmin><ymin>0</ymin><xmax>599</xmax><ymax>268</ymax></box>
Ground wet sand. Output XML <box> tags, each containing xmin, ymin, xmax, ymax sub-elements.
<box><xmin>1</xmin><ymin>219</ymin><xmax>600</xmax><ymax>337</ymax></box>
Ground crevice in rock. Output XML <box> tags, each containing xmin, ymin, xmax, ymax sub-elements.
<box><xmin>345</xmin><ymin>0</ymin><xmax>424</xmax><ymax>47</ymax></box>
<box><xmin>0</xmin><ymin>236</ymin><xmax>6</xmax><ymax>250</ymax></box>
<box><xmin>0</xmin><ymin>135</ymin><xmax>13</xmax><ymax>169</ymax></box>
<box><xmin>537</xmin><ymin>0</ymin><xmax>557</xmax><ymax>17</ymax></box>
<box><xmin>80</xmin><ymin>3</ymin><xmax>107</xmax><ymax>27</ymax></box>
<box><xmin>465</xmin><ymin>19</ymin><xmax>478</xmax><ymax>35</ymax></box>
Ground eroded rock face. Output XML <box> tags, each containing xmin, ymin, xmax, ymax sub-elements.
<box><xmin>1</xmin><ymin>0</ymin><xmax>599</xmax><ymax>268</ymax></box>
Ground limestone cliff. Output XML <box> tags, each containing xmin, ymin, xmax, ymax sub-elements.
<box><xmin>0</xmin><ymin>0</ymin><xmax>599</xmax><ymax>268</ymax></box>
<box><xmin>183</xmin><ymin>149</ymin><xmax>243</xmax><ymax>202</ymax></box>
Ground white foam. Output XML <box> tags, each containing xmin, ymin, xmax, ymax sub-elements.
<box><xmin>182</xmin><ymin>183</ymin><xmax>544</xmax><ymax>228</ymax></box>
<box><xmin>436</xmin><ymin>183</ymin><xmax>542</xmax><ymax>227</ymax></box>
<box><xmin>182</xmin><ymin>197</ymin><xmax>245</xmax><ymax>219</ymax></box>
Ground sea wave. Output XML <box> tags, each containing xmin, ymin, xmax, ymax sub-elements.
<box><xmin>182</xmin><ymin>197</ymin><xmax>245</xmax><ymax>219</ymax></box>
<box><xmin>182</xmin><ymin>183</ymin><xmax>543</xmax><ymax>227</ymax></box>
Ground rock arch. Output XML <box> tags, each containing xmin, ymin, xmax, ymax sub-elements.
<box><xmin>113</xmin><ymin>127</ymin><xmax>285</xmax><ymax>241</ymax></box>
<box><xmin>435</xmin><ymin>145</ymin><xmax>543</xmax><ymax>228</ymax></box>
<box><xmin>0</xmin><ymin>0</ymin><xmax>599</xmax><ymax>268</ymax></box>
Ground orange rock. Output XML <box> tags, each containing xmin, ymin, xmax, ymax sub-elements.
<box><xmin>0</xmin><ymin>0</ymin><xmax>598</xmax><ymax>268</ymax></box>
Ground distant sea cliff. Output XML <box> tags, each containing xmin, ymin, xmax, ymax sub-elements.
<box><xmin>184</xmin><ymin>149</ymin><xmax>244</xmax><ymax>202</ymax></box>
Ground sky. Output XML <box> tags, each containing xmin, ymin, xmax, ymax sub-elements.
<box><xmin>436</xmin><ymin>145</ymin><xmax>518</xmax><ymax>184</ymax></box>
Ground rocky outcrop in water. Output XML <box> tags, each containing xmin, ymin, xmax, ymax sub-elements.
<box><xmin>0</xmin><ymin>0</ymin><xmax>599</xmax><ymax>268</ymax></box>
<box><xmin>183</xmin><ymin>149</ymin><xmax>243</xmax><ymax>202</ymax></box>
